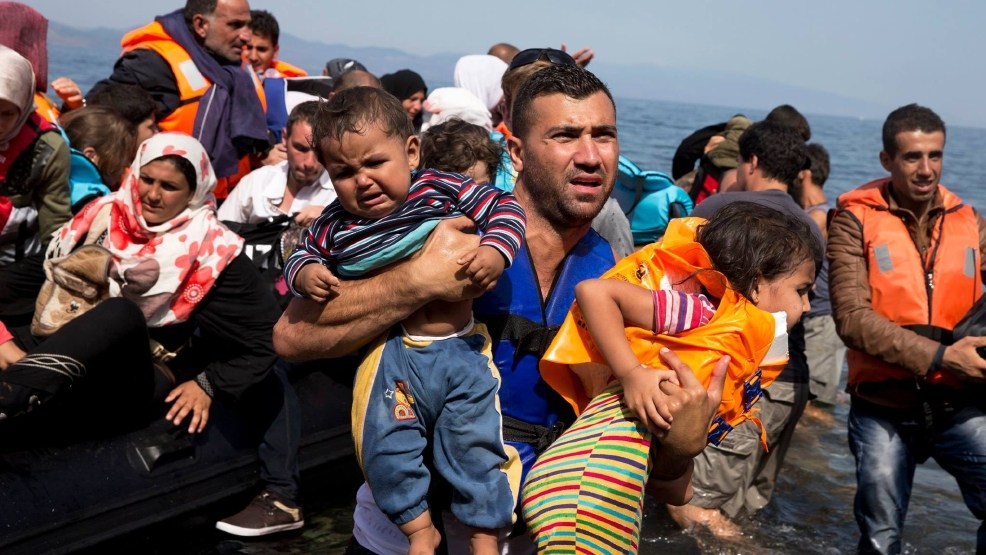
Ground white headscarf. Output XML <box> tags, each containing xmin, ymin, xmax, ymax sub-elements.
<box><xmin>0</xmin><ymin>44</ymin><xmax>36</xmax><ymax>148</ymax></box>
<box><xmin>49</xmin><ymin>132</ymin><xmax>244</xmax><ymax>327</ymax></box>
<box><xmin>453</xmin><ymin>54</ymin><xmax>507</xmax><ymax>112</ymax></box>
<box><xmin>421</xmin><ymin>87</ymin><xmax>493</xmax><ymax>132</ymax></box>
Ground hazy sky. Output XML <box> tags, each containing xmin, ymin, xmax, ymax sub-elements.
<box><xmin>29</xmin><ymin>0</ymin><xmax>986</xmax><ymax>128</ymax></box>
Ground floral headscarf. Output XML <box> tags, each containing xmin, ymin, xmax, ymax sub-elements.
<box><xmin>48</xmin><ymin>132</ymin><xmax>243</xmax><ymax>326</ymax></box>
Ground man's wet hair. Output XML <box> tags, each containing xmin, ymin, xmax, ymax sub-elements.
<box><xmin>765</xmin><ymin>104</ymin><xmax>811</xmax><ymax>142</ymax></box>
<box><xmin>184</xmin><ymin>0</ymin><xmax>218</xmax><ymax>24</ymax></box>
<box><xmin>249</xmin><ymin>9</ymin><xmax>279</xmax><ymax>45</ymax></box>
<box><xmin>332</xmin><ymin>70</ymin><xmax>381</xmax><ymax>93</ymax></box>
<box><xmin>882</xmin><ymin>103</ymin><xmax>946</xmax><ymax>157</ymax></box>
<box><xmin>696</xmin><ymin>201</ymin><xmax>821</xmax><ymax>300</ymax></box>
<box><xmin>310</xmin><ymin>87</ymin><xmax>413</xmax><ymax>165</ymax></box>
<box><xmin>420</xmin><ymin>119</ymin><xmax>501</xmax><ymax>182</ymax></box>
<box><xmin>86</xmin><ymin>83</ymin><xmax>157</xmax><ymax>126</ymax></box>
<box><xmin>510</xmin><ymin>64</ymin><xmax>614</xmax><ymax>141</ymax></box>
<box><xmin>286</xmin><ymin>101</ymin><xmax>320</xmax><ymax>137</ymax></box>
<box><xmin>805</xmin><ymin>143</ymin><xmax>830</xmax><ymax>188</ymax></box>
<box><xmin>738</xmin><ymin>120</ymin><xmax>810</xmax><ymax>190</ymax></box>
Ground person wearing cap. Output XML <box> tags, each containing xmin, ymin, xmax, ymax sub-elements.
<box><xmin>493</xmin><ymin>47</ymin><xmax>632</xmax><ymax>257</ymax></box>
<box><xmin>244</xmin><ymin>9</ymin><xmax>307</xmax><ymax>79</ymax></box>
<box><xmin>322</xmin><ymin>57</ymin><xmax>368</xmax><ymax>80</ymax></box>
<box><xmin>275</xmin><ymin>63</ymin><xmax>726</xmax><ymax>555</ymax></box>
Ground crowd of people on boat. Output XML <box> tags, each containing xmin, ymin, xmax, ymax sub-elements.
<box><xmin>2</xmin><ymin>1</ymin><xmax>986</xmax><ymax>554</ymax></box>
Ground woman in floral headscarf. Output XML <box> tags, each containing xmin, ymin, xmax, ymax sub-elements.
<box><xmin>0</xmin><ymin>132</ymin><xmax>280</xmax><ymax>435</ymax></box>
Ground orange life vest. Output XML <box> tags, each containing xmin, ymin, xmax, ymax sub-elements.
<box><xmin>494</xmin><ymin>121</ymin><xmax>512</xmax><ymax>141</ymax></box>
<box><xmin>33</xmin><ymin>92</ymin><xmax>60</xmax><ymax>124</ymax></box>
<box><xmin>121</xmin><ymin>22</ymin><xmax>210</xmax><ymax>136</ymax></box>
<box><xmin>272</xmin><ymin>60</ymin><xmax>307</xmax><ymax>78</ymax></box>
<box><xmin>119</xmin><ymin>22</ymin><xmax>265</xmax><ymax>198</ymax></box>
<box><xmin>540</xmin><ymin>217</ymin><xmax>789</xmax><ymax>448</ymax></box>
<box><xmin>837</xmin><ymin>179</ymin><xmax>982</xmax><ymax>385</ymax></box>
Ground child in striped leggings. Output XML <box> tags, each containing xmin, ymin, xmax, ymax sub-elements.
<box><xmin>524</xmin><ymin>201</ymin><xmax>821</xmax><ymax>553</ymax></box>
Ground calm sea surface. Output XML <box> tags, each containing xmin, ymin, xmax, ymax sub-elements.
<box><xmin>59</xmin><ymin>56</ymin><xmax>986</xmax><ymax>554</ymax></box>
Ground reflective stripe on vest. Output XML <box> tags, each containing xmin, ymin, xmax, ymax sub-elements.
<box><xmin>121</xmin><ymin>22</ymin><xmax>211</xmax><ymax>135</ymax></box>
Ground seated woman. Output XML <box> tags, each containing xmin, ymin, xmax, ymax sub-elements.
<box><xmin>58</xmin><ymin>105</ymin><xmax>138</xmax><ymax>212</ymax></box>
<box><xmin>0</xmin><ymin>132</ymin><xmax>303</xmax><ymax>535</ymax></box>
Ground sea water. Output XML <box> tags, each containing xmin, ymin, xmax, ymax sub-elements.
<box><xmin>61</xmin><ymin>57</ymin><xmax>986</xmax><ymax>552</ymax></box>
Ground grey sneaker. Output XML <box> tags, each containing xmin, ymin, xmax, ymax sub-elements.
<box><xmin>215</xmin><ymin>491</ymin><xmax>304</xmax><ymax>536</ymax></box>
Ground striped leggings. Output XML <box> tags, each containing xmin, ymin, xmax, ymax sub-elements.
<box><xmin>521</xmin><ymin>382</ymin><xmax>651</xmax><ymax>554</ymax></box>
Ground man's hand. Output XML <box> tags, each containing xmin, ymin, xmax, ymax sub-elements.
<box><xmin>296</xmin><ymin>263</ymin><xmax>340</xmax><ymax>302</ymax></box>
<box><xmin>51</xmin><ymin>77</ymin><xmax>85</xmax><ymax>110</ymax></box>
<box><xmin>560</xmin><ymin>43</ymin><xmax>594</xmax><ymax>68</ymax></box>
<box><xmin>942</xmin><ymin>336</ymin><xmax>986</xmax><ymax>382</ymax></box>
<box><xmin>293</xmin><ymin>204</ymin><xmax>325</xmax><ymax>228</ymax></box>
<box><xmin>652</xmin><ymin>349</ymin><xmax>729</xmax><ymax>459</ymax></box>
<box><xmin>259</xmin><ymin>142</ymin><xmax>287</xmax><ymax>166</ymax></box>
<box><xmin>408</xmin><ymin>217</ymin><xmax>484</xmax><ymax>301</ymax></box>
<box><xmin>165</xmin><ymin>381</ymin><xmax>212</xmax><ymax>434</ymax></box>
<box><xmin>273</xmin><ymin>217</ymin><xmax>482</xmax><ymax>361</ymax></box>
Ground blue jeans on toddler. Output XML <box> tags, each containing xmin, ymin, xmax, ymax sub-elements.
<box><xmin>848</xmin><ymin>396</ymin><xmax>986</xmax><ymax>554</ymax></box>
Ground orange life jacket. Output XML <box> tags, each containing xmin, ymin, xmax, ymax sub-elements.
<box><xmin>494</xmin><ymin>121</ymin><xmax>512</xmax><ymax>141</ymax></box>
<box><xmin>121</xmin><ymin>22</ymin><xmax>210</xmax><ymax>136</ymax></box>
<box><xmin>272</xmin><ymin>60</ymin><xmax>307</xmax><ymax>78</ymax></box>
<box><xmin>837</xmin><ymin>179</ymin><xmax>982</xmax><ymax>385</ymax></box>
<box><xmin>33</xmin><ymin>92</ymin><xmax>60</xmax><ymax>124</ymax></box>
<box><xmin>540</xmin><ymin>217</ymin><xmax>789</xmax><ymax>448</ymax></box>
<box><xmin>119</xmin><ymin>22</ymin><xmax>264</xmax><ymax>198</ymax></box>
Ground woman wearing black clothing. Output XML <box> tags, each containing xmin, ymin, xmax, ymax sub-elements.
<box><xmin>0</xmin><ymin>132</ymin><xmax>304</xmax><ymax>537</ymax></box>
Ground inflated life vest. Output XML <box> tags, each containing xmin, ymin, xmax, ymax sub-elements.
<box><xmin>271</xmin><ymin>60</ymin><xmax>307</xmax><ymax>78</ymax></box>
<box><xmin>837</xmin><ymin>179</ymin><xmax>982</xmax><ymax>385</ymax></box>
<box><xmin>121</xmin><ymin>22</ymin><xmax>211</xmax><ymax>136</ymax></box>
<box><xmin>541</xmin><ymin>217</ymin><xmax>788</xmax><ymax>447</ymax></box>
<box><xmin>33</xmin><ymin>92</ymin><xmax>60</xmax><ymax>124</ymax></box>
<box><xmin>0</xmin><ymin>112</ymin><xmax>54</xmax><ymax>182</ymax></box>
<box><xmin>472</xmin><ymin>229</ymin><xmax>614</xmax><ymax>476</ymax></box>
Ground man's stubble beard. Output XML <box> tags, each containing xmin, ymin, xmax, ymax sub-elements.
<box><xmin>520</xmin><ymin>158</ymin><xmax>610</xmax><ymax>231</ymax></box>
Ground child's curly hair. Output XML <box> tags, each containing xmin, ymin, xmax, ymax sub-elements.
<box><xmin>419</xmin><ymin>119</ymin><xmax>502</xmax><ymax>183</ymax></box>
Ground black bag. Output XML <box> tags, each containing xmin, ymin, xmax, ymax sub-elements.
<box><xmin>223</xmin><ymin>215</ymin><xmax>301</xmax><ymax>309</ymax></box>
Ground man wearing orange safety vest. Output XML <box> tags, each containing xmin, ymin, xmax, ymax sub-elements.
<box><xmin>94</xmin><ymin>0</ymin><xmax>271</xmax><ymax>199</ymax></box>
<box><xmin>829</xmin><ymin>104</ymin><xmax>986</xmax><ymax>554</ymax></box>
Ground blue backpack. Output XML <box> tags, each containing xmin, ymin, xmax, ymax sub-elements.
<box><xmin>611</xmin><ymin>156</ymin><xmax>693</xmax><ymax>246</ymax></box>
